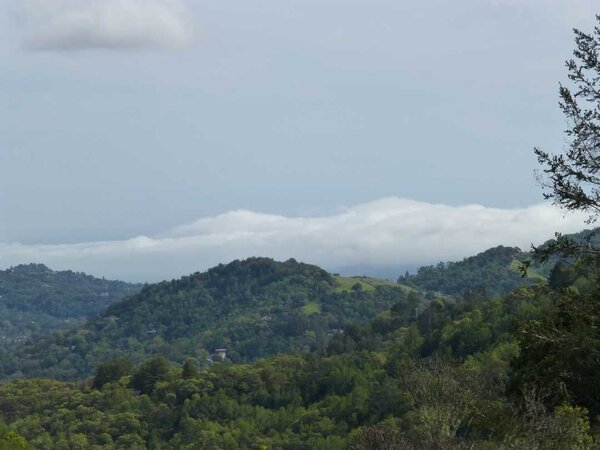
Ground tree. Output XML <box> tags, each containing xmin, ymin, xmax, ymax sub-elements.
<box><xmin>548</xmin><ymin>261</ymin><xmax>578</xmax><ymax>290</ymax></box>
<box><xmin>514</xmin><ymin>19</ymin><xmax>600</xmax><ymax>420</ymax></box>
<box><xmin>0</xmin><ymin>422</ymin><xmax>32</xmax><ymax>450</ymax></box>
<box><xmin>130</xmin><ymin>356</ymin><xmax>171</xmax><ymax>394</ymax></box>
<box><xmin>511</xmin><ymin>292</ymin><xmax>600</xmax><ymax>416</ymax></box>
<box><xmin>535</xmin><ymin>15</ymin><xmax>600</xmax><ymax>221</ymax></box>
<box><xmin>93</xmin><ymin>358</ymin><xmax>133</xmax><ymax>389</ymax></box>
<box><xmin>527</xmin><ymin>16</ymin><xmax>600</xmax><ymax>267</ymax></box>
<box><xmin>181</xmin><ymin>358</ymin><xmax>199</xmax><ymax>379</ymax></box>
<box><xmin>350</xmin><ymin>423</ymin><xmax>408</xmax><ymax>450</ymax></box>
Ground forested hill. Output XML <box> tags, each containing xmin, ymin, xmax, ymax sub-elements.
<box><xmin>1</xmin><ymin>258</ymin><xmax>596</xmax><ymax>448</ymax></box>
<box><xmin>397</xmin><ymin>245</ymin><xmax>542</xmax><ymax>298</ymax></box>
<box><xmin>0</xmin><ymin>264</ymin><xmax>141</xmax><ymax>349</ymax></box>
<box><xmin>0</xmin><ymin>258</ymin><xmax>412</xmax><ymax>380</ymax></box>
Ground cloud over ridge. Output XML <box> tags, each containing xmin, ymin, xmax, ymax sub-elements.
<box><xmin>0</xmin><ymin>198</ymin><xmax>589</xmax><ymax>282</ymax></box>
<box><xmin>18</xmin><ymin>0</ymin><xmax>194</xmax><ymax>51</ymax></box>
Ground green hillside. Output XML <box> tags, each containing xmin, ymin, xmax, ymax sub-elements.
<box><xmin>333</xmin><ymin>275</ymin><xmax>408</xmax><ymax>291</ymax></box>
<box><xmin>0</xmin><ymin>264</ymin><xmax>140</xmax><ymax>350</ymax></box>
<box><xmin>0</xmin><ymin>264</ymin><xmax>595</xmax><ymax>449</ymax></box>
<box><xmin>397</xmin><ymin>245</ymin><xmax>543</xmax><ymax>298</ymax></box>
<box><xmin>0</xmin><ymin>258</ymin><xmax>413</xmax><ymax>380</ymax></box>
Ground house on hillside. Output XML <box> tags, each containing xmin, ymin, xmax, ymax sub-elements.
<box><xmin>213</xmin><ymin>348</ymin><xmax>227</xmax><ymax>361</ymax></box>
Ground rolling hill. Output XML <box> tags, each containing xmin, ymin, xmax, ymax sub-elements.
<box><xmin>0</xmin><ymin>264</ymin><xmax>141</xmax><ymax>349</ymax></box>
<box><xmin>0</xmin><ymin>258</ymin><xmax>413</xmax><ymax>380</ymax></box>
<box><xmin>397</xmin><ymin>245</ymin><xmax>543</xmax><ymax>298</ymax></box>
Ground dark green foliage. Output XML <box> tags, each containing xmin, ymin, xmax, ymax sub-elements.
<box><xmin>0</xmin><ymin>258</ymin><xmax>411</xmax><ymax>380</ymax></box>
<box><xmin>93</xmin><ymin>358</ymin><xmax>134</xmax><ymax>389</ymax></box>
<box><xmin>351</xmin><ymin>282</ymin><xmax>363</xmax><ymax>292</ymax></box>
<box><xmin>526</xmin><ymin>228</ymin><xmax>600</xmax><ymax>274</ymax></box>
<box><xmin>131</xmin><ymin>356</ymin><xmax>171</xmax><ymax>394</ymax></box>
<box><xmin>181</xmin><ymin>357</ymin><xmax>198</xmax><ymax>379</ymax></box>
<box><xmin>350</xmin><ymin>422</ymin><xmax>407</xmax><ymax>449</ymax></box>
<box><xmin>508</xmin><ymin>17</ymin><xmax>600</xmax><ymax>437</ymax></box>
<box><xmin>535</xmin><ymin>15</ymin><xmax>600</xmax><ymax>221</ymax></box>
<box><xmin>532</xmin><ymin>15</ymin><xmax>600</xmax><ymax>266</ymax></box>
<box><xmin>548</xmin><ymin>261</ymin><xmax>578</xmax><ymax>290</ymax></box>
<box><xmin>0</xmin><ymin>263</ymin><xmax>140</xmax><ymax>349</ymax></box>
<box><xmin>398</xmin><ymin>246</ymin><xmax>538</xmax><ymax>298</ymax></box>
<box><xmin>0</xmin><ymin>279</ymin><xmax>595</xmax><ymax>449</ymax></box>
<box><xmin>511</xmin><ymin>290</ymin><xmax>600</xmax><ymax>416</ymax></box>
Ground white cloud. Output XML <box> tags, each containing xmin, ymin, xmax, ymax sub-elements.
<box><xmin>0</xmin><ymin>198</ymin><xmax>589</xmax><ymax>282</ymax></box>
<box><xmin>17</xmin><ymin>0</ymin><xmax>194</xmax><ymax>51</ymax></box>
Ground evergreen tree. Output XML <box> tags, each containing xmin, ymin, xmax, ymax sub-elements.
<box><xmin>93</xmin><ymin>358</ymin><xmax>133</xmax><ymax>389</ymax></box>
<box><xmin>181</xmin><ymin>358</ymin><xmax>198</xmax><ymax>379</ymax></box>
<box><xmin>131</xmin><ymin>356</ymin><xmax>171</xmax><ymax>394</ymax></box>
<box><xmin>533</xmin><ymin>15</ymin><xmax>600</xmax><ymax>262</ymax></box>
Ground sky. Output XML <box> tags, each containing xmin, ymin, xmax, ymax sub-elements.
<box><xmin>0</xmin><ymin>0</ymin><xmax>597</xmax><ymax>281</ymax></box>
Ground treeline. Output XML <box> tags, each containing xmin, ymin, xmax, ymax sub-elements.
<box><xmin>1</xmin><ymin>261</ymin><xmax>599</xmax><ymax>449</ymax></box>
<box><xmin>0</xmin><ymin>258</ymin><xmax>410</xmax><ymax>380</ymax></box>
<box><xmin>0</xmin><ymin>264</ymin><xmax>140</xmax><ymax>350</ymax></box>
<box><xmin>397</xmin><ymin>245</ymin><xmax>540</xmax><ymax>298</ymax></box>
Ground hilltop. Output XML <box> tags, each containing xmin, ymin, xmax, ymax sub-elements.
<box><xmin>0</xmin><ymin>264</ymin><xmax>141</xmax><ymax>349</ymax></box>
<box><xmin>397</xmin><ymin>245</ymin><xmax>544</xmax><ymax>298</ymax></box>
<box><xmin>0</xmin><ymin>258</ymin><xmax>412</xmax><ymax>380</ymax></box>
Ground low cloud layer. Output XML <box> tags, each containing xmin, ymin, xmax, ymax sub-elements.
<box><xmin>0</xmin><ymin>198</ymin><xmax>589</xmax><ymax>282</ymax></box>
<box><xmin>17</xmin><ymin>0</ymin><xmax>194</xmax><ymax>51</ymax></box>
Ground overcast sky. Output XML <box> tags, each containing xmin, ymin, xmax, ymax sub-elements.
<box><xmin>0</xmin><ymin>0</ymin><xmax>597</xmax><ymax>281</ymax></box>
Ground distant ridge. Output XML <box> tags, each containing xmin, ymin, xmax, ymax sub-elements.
<box><xmin>0</xmin><ymin>257</ymin><xmax>410</xmax><ymax>380</ymax></box>
<box><xmin>397</xmin><ymin>245</ymin><xmax>534</xmax><ymax>298</ymax></box>
<box><xmin>0</xmin><ymin>264</ymin><xmax>141</xmax><ymax>349</ymax></box>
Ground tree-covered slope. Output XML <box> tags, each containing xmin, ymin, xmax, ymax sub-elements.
<box><xmin>0</xmin><ymin>258</ymin><xmax>412</xmax><ymax>380</ymax></box>
<box><xmin>0</xmin><ymin>264</ymin><xmax>141</xmax><ymax>349</ymax></box>
<box><xmin>397</xmin><ymin>245</ymin><xmax>542</xmax><ymax>298</ymax></box>
<box><xmin>399</xmin><ymin>229</ymin><xmax>600</xmax><ymax>300</ymax></box>
<box><xmin>0</xmin><ymin>265</ymin><xmax>595</xmax><ymax>449</ymax></box>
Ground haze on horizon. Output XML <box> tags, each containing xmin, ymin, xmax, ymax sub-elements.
<box><xmin>0</xmin><ymin>0</ymin><xmax>596</xmax><ymax>281</ymax></box>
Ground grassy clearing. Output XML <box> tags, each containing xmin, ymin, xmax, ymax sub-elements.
<box><xmin>509</xmin><ymin>260</ymin><xmax>547</xmax><ymax>282</ymax></box>
<box><xmin>303</xmin><ymin>301</ymin><xmax>321</xmax><ymax>315</ymax></box>
<box><xmin>333</xmin><ymin>276</ymin><xmax>404</xmax><ymax>293</ymax></box>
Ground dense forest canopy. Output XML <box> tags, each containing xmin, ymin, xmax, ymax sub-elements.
<box><xmin>0</xmin><ymin>258</ymin><xmax>412</xmax><ymax>381</ymax></box>
<box><xmin>0</xmin><ymin>264</ymin><xmax>140</xmax><ymax>350</ymax></box>
<box><xmin>397</xmin><ymin>245</ymin><xmax>542</xmax><ymax>298</ymax></box>
<box><xmin>0</xmin><ymin>260</ymin><xmax>597</xmax><ymax>449</ymax></box>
